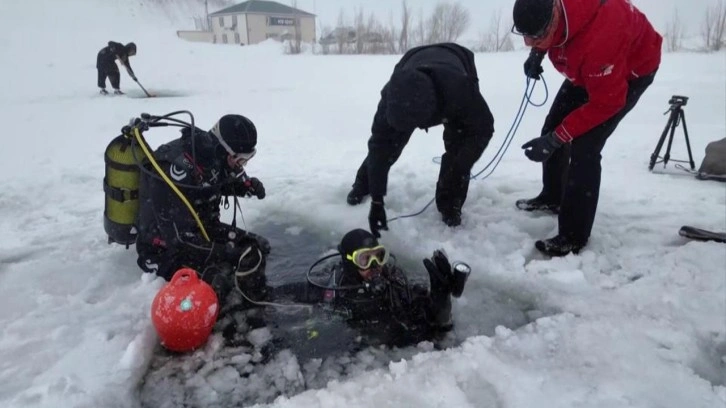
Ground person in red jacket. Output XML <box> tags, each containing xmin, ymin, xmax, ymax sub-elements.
<box><xmin>512</xmin><ymin>0</ymin><xmax>662</xmax><ymax>256</ymax></box>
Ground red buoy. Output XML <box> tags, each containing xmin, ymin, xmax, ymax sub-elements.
<box><xmin>151</xmin><ymin>268</ymin><xmax>219</xmax><ymax>352</ymax></box>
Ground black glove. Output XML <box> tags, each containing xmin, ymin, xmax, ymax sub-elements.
<box><xmin>368</xmin><ymin>200</ymin><xmax>388</xmax><ymax>238</ymax></box>
<box><xmin>422</xmin><ymin>249</ymin><xmax>454</xmax><ymax>329</ymax></box>
<box><xmin>524</xmin><ymin>48</ymin><xmax>546</xmax><ymax>80</ymax></box>
<box><xmin>521</xmin><ymin>131</ymin><xmax>564</xmax><ymax>162</ymax></box>
<box><xmin>423</xmin><ymin>249</ymin><xmax>454</xmax><ymax>295</ymax></box>
<box><xmin>246</xmin><ymin>177</ymin><xmax>266</xmax><ymax>199</ymax></box>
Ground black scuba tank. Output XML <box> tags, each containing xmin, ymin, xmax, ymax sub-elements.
<box><xmin>103</xmin><ymin>134</ymin><xmax>144</xmax><ymax>247</ymax></box>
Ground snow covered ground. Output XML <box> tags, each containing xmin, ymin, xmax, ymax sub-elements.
<box><xmin>0</xmin><ymin>1</ymin><xmax>725</xmax><ymax>407</ymax></box>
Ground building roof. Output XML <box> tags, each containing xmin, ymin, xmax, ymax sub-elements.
<box><xmin>209</xmin><ymin>1</ymin><xmax>315</xmax><ymax>17</ymax></box>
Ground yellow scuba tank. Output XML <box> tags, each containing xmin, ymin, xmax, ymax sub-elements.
<box><xmin>104</xmin><ymin>134</ymin><xmax>144</xmax><ymax>247</ymax></box>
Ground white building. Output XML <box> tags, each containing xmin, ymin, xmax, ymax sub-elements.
<box><xmin>178</xmin><ymin>0</ymin><xmax>316</xmax><ymax>45</ymax></box>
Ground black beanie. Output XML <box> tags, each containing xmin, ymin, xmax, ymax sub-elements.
<box><xmin>385</xmin><ymin>68</ymin><xmax>437</xmax><ymax>132</ymax></box>
<box><xmin>338</xmin><ymin>229</ymin><xmax>379</xmax><ymax>270</ymax></box>
<box><xmin>513</xmin><ymin>0</ymin><xmax>555</xmax><ymax>37</ymax></box>
<box><xmin>210</xmin><ymin>114</ymin><xmax>257</xmax><ymax>154</ymax></box>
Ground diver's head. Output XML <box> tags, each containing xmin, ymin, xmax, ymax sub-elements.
<box><xmin>209</xmin><ymin>114</ymin><xmax>258</xmax><ymax>172</ymax></box>
<box><xmin>338</xmin><ymin>229</ymin><xmax>390</xmax><ymax>281</ymax></box>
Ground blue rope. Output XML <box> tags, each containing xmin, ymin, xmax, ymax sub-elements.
<box><xmin>471</xmin><ymin>75</ymin><xmax>549</xmax><ymax>180</ymax></box>
<box><xmin>387</xmin><ymin>75</ymin><xmax>549</xmax><ymax>223</ymax></box>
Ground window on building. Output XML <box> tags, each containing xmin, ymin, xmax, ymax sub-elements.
<box><xmin>234</xmin><ymin>32</ymin><xmax>240</xmax><ymax>43</ymax></box>
<box><xmin>219</xmin><ymin>16</ymin><xmax>224</xmax><ymax>27</ymax></box>
<box><xmin>222</xmin><ymin>34</ymin><xmax>228</xmax><ymax>43</ymax></box>
<box><xmin>232</xmin><ymin>15</ymin><xmax>237</xmax><ymax>27</ymax></box>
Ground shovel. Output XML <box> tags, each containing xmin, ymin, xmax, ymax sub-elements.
<box><xmin>133</xmin><ymin>77</ymin><xmax>155</xmax><ymax>98</ymax></box>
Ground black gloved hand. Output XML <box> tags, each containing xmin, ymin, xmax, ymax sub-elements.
<box><xmin>521</xmin><ymin>131</ymin><xmax>564</xmax><ymax>162</ymax></box>
<box><xmin>524</xmin><ymin>48</ymin><xmax>546</xmax><ymax>80</ymax></box>
<box><xmin>422</xmin><ymin>249</ymin><xmax>454</xmax><ymax>330</ymax></box>
<box><xmin>246</xmin><ymin>177</ymin><xmax>266</xmax><ymax>199</ymax></box>
<box><xmin>423</xmin><ymin>249</ymin><xmax>454</xmax><ymax>295</ymax></box>
<box><xmin>368</xmin><ymin>200</ymin><xmax>388</xmax><ymax>238</ymax></box>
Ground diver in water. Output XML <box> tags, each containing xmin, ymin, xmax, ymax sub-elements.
<box><xmin>230</xmin><ymin>228</ymin><xmax>471</xmax><ymax>347</ymax></box>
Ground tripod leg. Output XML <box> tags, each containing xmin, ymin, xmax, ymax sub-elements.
<box><xmin>649</xmin><ymin>113</ymin><xmax>674</xmax><ymax>170</ymax></box>
<box><xmin>679</xmin><ymin>110</ymin><xmax>696</xmax><ymax>170</ymax></box>
<box><xmin>663</xmin><ymin>110</ymin><xmax>680</xmax><ymax>167</ymax></box>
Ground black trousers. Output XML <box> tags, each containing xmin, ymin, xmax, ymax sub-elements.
<box><xmin>539</xmin><ymin>72</ymin><xmax>656</xmax><ymax>244</ymax></box>
<box><xmin>97</xmin><ymin>62</ymin><xmax>120</xmax><ymax>89</ymax></box>
<box><xmin>353</xmin><ymin>129</ymin><xmax>485</xmax><ymax>215</ymax></box>
<box><xmin>352</xmin><ymin>131</ymin><xmax>412</xmax><ymax>196</ymax></box>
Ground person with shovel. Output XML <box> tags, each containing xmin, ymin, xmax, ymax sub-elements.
<box><xmin>96</xmin><ymin>41</ymin><xmax>137</xmax><ymax>95</ymax></box>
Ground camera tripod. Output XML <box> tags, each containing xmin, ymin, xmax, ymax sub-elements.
<box><xmin>648</xmin><ymin>95</ymin><xmax>695</xmax><ymax>171</ymax></box>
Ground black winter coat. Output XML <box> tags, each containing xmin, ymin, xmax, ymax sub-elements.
<box><xmin>367</xmin><ymin>43</ymin><xmax>495</xmax><ymax>198</ymax></box>
<box><xmin>96</xmin><ymin>41</ymin><xmax>133</xmax><ymax>74</ymax></box>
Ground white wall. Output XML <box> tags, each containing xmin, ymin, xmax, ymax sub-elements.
<box><xmin>210</xmin><ymin>13</ymin><xmax>249</xmax><ymax>44</ymax></box>
<box><xmin>177</xmin><ymin>30</ymin><xmax>215</xmax><ymax>43</ymax></box>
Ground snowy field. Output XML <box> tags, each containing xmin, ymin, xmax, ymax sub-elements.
<box><xmin>0</xmin><ymin>1</ymin><xmax>725</xmax><ymax>407</ymax></box>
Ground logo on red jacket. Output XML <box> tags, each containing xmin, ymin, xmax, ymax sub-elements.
<box><xmin>589</xmin><ymin>64</ymin><xmax>615</xmax><ymax>78</ymax></box>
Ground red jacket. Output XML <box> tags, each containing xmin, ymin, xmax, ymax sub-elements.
<box><xmin>544</xmin><ymin>0</ymin><xmax>662</xmax><ymax>141</ymax></box>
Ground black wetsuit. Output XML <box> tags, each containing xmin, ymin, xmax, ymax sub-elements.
<box><xmin>135</xmin><ymin>126</ymin><xmax>268</xmax><ymax>282</ymax></box>
<box><xmin>266</xmin><ymin>262</ymin><xmax>453</xmax><ymax>347</ymax></box>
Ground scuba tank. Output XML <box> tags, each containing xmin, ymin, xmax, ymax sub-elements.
<box><xmin>103</xmin><ymin>111</ymin><xmax>214</xmax><ymax>249</ymax></box>
<box><xmin>103</xmin><ymin>134</ymin><xmax>144</xmax><ymax>247</ymax></box>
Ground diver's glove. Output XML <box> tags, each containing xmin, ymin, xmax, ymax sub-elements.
<box><xmin>423</xmin><ymin>249</ymin><xmax>470</xmax><ymax>298</ymax></box>
<box><xmin>423</xmin><ymin>249</ymin><xmax>453</xmax><ymax>295</ymax></box>
<box><xmin>423</xmin><ymin>249</ymin><xmax>454</xmax><ymax>329</ymax></box>
<box><xmin>246</xmin><ymin>177</ymin><xmax>266</xmax><ymax>199</ymax></box>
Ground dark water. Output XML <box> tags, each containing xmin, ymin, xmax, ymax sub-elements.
<box><xmin>250</xmin><ymin>222</ymin><xmax>339</xmax><ymax>286</ymax></box>
<box><xmin>138</xmin><ymin>222</ymin><xmax>548</xmax><ymax>407</ymax></box>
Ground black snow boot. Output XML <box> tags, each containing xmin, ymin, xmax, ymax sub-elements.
<box><xmin>515</xmin><ymin>195</ymin><xmax>560</xmax><ymax>214</ymax></box>
<box><xmin>441</xmin><ymin>208</ymin><xmax>462</xmax><ymax>227</ymax></box>
<box><xmin>346</xmin><ymin>185</ymin><xmax>369</xmax><ymax>206</ymax></box>
<box><xmin>535</xmin><ymin>235</ymin><xmax>586</xmax><ymax>257</ymax></box>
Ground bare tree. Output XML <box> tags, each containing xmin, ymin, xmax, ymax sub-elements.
<box><xmin>664</xmin><ymin>9</ymin><xmax>684</xmax><ymax>52</ymax></box>
<box><xmin>701</xmin><ymin>0</ymin><xmax>726</xmax><ymax>51</ymax></box>
<box><xmin>422</xmin><ymin>2</ymin><xmax>471</xmax><ymax>45</ymax></box>
<box><xmin>411</xmin><ymin>7</ymin><xmax>426</xmax><ymax>47</ymax></box>
<box><xmin>474</xmin><ymin>9</ymin><xmax>513</xmax><ymax>52</ymax></box>
<box><xmin>386</xmin><ymin>11</ymin><xmax>399</xmax><ymax>54</ymax></box>
<box><xmin>285</xmin><ymin>0</ymin><xmax>303</xmax><ymax>54</ymax></box>
<box><xmin>425</xmin><ymin>4</ymin><xmax>444</xmax><ymax>44</ymax></box>
<box><xmin>440</xmin><ymin>2</ymin><xmax>470</xmax><ymax>43</ymax></box>
<box><xmin>399</xmin><ymin>0</ymin><xmax>411</xmax><ymax>53</ymax></box>
<box><xmin>365</xmin><ymin>12</ymin><xmax>389</xmax><ymax>54</ymax></box>
<box><xmin>354</xmin><ymin>7</ymin><xmax>366</xmax><ymax>54</ymax></box>
<box><xmin>335</xmin><ymin>9</ymin><xmax>348</xmax><ymax>54</ymax></box>
<box><xmin>319</xmin><ymin>25</ymin><xmax>333</xmax><ymax>54</ymax></box>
